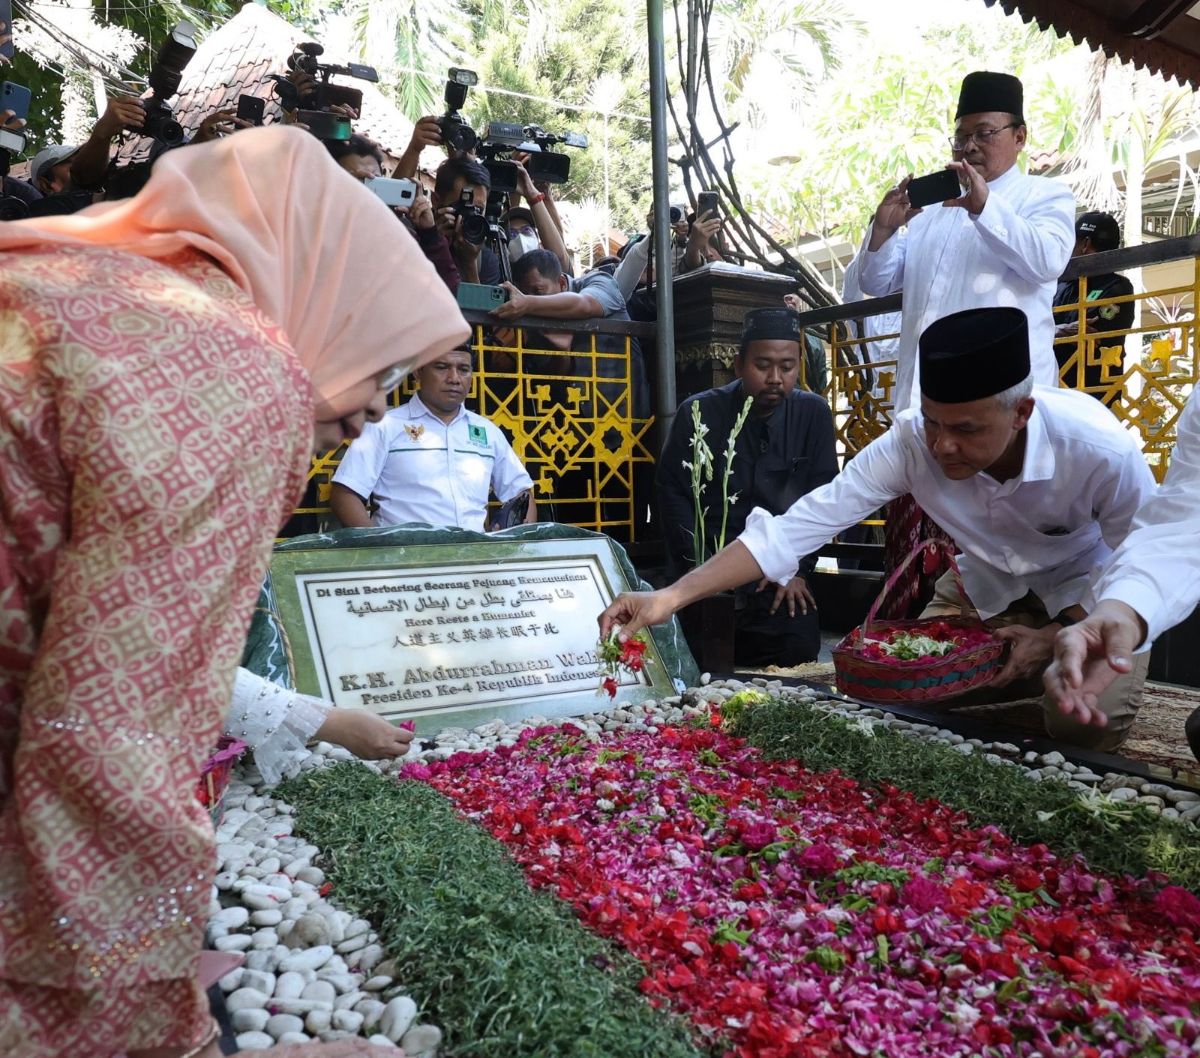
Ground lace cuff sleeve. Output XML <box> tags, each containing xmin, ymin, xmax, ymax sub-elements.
<box><xmin>224</xmin><ymin>667</ymin><xmax>331</xmax><ymax>785</ymax></box>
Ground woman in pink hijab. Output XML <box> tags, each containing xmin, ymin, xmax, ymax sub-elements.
<box><xmin>0</xmin><ymin>126</ymin><xmax>468</xmax><ymax>1058</ymax></box>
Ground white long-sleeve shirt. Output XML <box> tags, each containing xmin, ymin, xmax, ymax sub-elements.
<box><xmin>225</xmin><ymin>668</ymin><xmax>330</xmax><ymax>785</ymax></box>
<box><xmin>1092</xmin><ymin>390</ymin><xmax>1200</xmax><ymax>645</ymax></box>
<box><xmin>739</xmin><ymin>387</ymin><xmax>1155</xmax><ymax>620</ymax></box>
<box><xmin>855</xmin><ymin>164</ymin><xmax>1075</xmax><ymax>412</ymax></box>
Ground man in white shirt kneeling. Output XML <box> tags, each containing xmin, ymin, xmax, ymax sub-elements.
<box><xmin>330</xmin><ymin>347</ymin><xmax>536</xmax><ymax>532</ymax></box>
<box><xmin>600</xmin><ymin>306</ymin><xmax>1155</xmax><ymax>751</ymax></box>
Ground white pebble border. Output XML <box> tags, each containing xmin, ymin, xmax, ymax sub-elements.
<box><xmin>209</xmin><ymin>675</ymin><xmax>1199</xmax><ymax>1050</ymax></box>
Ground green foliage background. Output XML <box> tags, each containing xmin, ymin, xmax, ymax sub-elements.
<box><xmin>14</xmin><ymin>0</ymin><xmax>652</xmax><ymax>229</ymax></box>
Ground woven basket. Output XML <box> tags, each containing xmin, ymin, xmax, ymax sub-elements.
<box><xmin>833</xmin><ymin>541</ymin><xmax>1006</xmax><ymax>707</ymax></box>
<box><xmin>197</xmin><ymin>736</ymin><xmax>247</xmax><ymax>827</ymax></box>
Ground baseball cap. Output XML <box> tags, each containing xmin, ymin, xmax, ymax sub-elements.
<box><xmin>502</xmin><ymin>206</ymin><xmax>535</xmax><ymax>228</ymax></box>
<box><xmin>1076</xmin><ymin>211</ymin><xmax>1121</xmax><ymax>252</ymax></box>
<box><xmin>31</xmin><ymin>144</ymin><xmax>79</xmax><ymax>185</ymax></box>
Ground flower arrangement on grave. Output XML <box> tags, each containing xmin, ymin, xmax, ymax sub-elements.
<box><xmin>681</xmin><ymin>394</ymin><xmax>754</xmax><ymax>568</ymax></box>
<box><xmin>406</xmin><ymin>715</ymin><xmax>1200</xmax><ymax>1058</ymax></box>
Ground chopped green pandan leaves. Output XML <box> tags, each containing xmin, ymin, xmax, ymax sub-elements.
<box><xmin>277</xmin><ymin>764</ymin><xmax>709</xmax><ymax>1058</ymax></box>
<box><xmin>729</xmin><ymin>697</ymin><xmax>1200</xmax><ymax>891</ymax></box>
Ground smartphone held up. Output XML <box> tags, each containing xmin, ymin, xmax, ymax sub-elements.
<box><xmin>905</xmin><ymin>168</ymin><xmax>963</xmax><ymax>210</ymax></box>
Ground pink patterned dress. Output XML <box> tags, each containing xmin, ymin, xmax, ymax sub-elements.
<box><xmin>0</xmin><ymin>245</ymin><xmax>312</xmax><ymax>1056</ymax></box>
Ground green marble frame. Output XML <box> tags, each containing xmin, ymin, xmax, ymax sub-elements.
<box><xmin>249</xmin><ymin>524</ymin><xmax>698</xmax><ymax>734</ymax></box>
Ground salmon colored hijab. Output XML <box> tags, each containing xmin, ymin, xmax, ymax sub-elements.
<box><xmin>0</xmin><ymin>126</ymin><xmax>469</xmax><ymax>420</ymax></box>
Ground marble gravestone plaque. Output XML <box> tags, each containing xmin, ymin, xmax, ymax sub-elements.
<box><xmin>267</xmin><ymin>530</ymin><xmax>684</xmax><ymax>732</ymax></box>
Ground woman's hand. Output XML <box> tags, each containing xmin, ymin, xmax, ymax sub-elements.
<box><xmin>316</xmin><ymin>708</ymin><xmax>415</xmax><ymax>760</ymax></box>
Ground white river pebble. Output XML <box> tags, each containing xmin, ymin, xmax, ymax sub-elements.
<box><xmin>266</xmin><ymin>1013</ymin><xmax>305</xmax><ymax>1039</ymax></box>
<box><xmin>226</xmin><ymin>987</ymin><xmax>270</xmax><ymax>1013</ymax></box>
<box><xmin>379</xmin><ymin>995</ymin><xmax>417</xmax><ymax>1042</ymax></box>
<box><xmin>280</xmin><ymin>944</ymin><xmax>334</xmax><ymax>973</ymax></box>
<box><xmin>231</xmin><ymin>1009</ymin><xmax>269</xmax><ymax>1033</ymax></box>
<box><xmin>401</xmin><ymin>1023</ymin><xmax>443</xmax><ymax>1058</ymax></box>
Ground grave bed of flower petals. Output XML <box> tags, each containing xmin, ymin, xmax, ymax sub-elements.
<box><xmin>403</xmin><ymin>718</ymin><xmax>1200</xmax><ymax>1058</ymax></box>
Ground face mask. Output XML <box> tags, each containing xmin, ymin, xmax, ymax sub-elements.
<box><xmin>509</xmin><ymin>232</ymin><xmax>541</xmax><ymax>263</ymax></box>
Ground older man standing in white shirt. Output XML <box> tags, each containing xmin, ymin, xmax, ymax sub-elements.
<box><xmin>854</xmin><ymin>71</ymin><xmax>1075</xmax><ymax>412</ymax></box>
<box><xmin>600</xmin><ymin>307</ymin><xmax>1156</xmax><ymax>750</ymax></box>
<box><xmin>1046</xmin><ymin>389</ymin><xmax>1200</xmax><ymax>760</ymax></box>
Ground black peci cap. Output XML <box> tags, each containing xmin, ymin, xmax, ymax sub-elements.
<box><xmin>956</xmin><ymin>71</ymin><xmax>1023</xmax><ymax>121</ymax></box>
<box><xmin>740</xmin><ymin>307</ymin><xmax>803</xmax><ymax>356</ymax></box>
<box><xmin>919</xmin><ymin>307</ymin><xmax>1031</xmax><ymax>403</ymax></box>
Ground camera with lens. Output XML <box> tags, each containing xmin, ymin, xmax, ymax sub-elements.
<box><xmin>271</xmin><ymin>42</ymin><xmax>379</xmax><ymax>120</ymax></box>
<box><xmin>454</xmin><ymin>187</ymin><xmax>488</xmax><ymax>245</ymax></box>
<box><xmin>438</xmin><ymin>68</ymin><xmax>479</xmax><ymax>153</ymax></box>
<box><xmin>477</xmin><ymin>120</ymin><xmax>587</xmax><ymax>185</ymax></box>
<box><xmin>521</xmin><ymin>125</ymin><xmax>587</xmax><ymax>185</ymax></box>
<box><xmin>127</xmin><ymin>21</ymin><xmax>198</xmax><ymax>147</ymax></box>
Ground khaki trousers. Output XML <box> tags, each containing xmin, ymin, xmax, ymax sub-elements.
<box><xmin>921</xmin><ymin>571</ymin><xmax>1148</xmax><ymax>752</ymax></box>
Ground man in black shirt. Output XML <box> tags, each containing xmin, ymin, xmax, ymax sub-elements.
<box><xmin>1053</xmin><ymin>211</ymin><xmax>1134</xmax><ymax>404</ymax></box>
<box><xmin>658</xmin><ymin>308</ymin><xmax>839</xmax><ymax>665</ymax></box>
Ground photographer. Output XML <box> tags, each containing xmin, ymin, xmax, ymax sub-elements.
<box><xmin>30</xmin><ymin>144</ymin><xmax>77</xmax><ymax>195</ymax></box>
<box><xmin>615</xmin><ymin>206</ymin><xmax>688</xmax><ymax>289</ymax></box>
<box><xmin>498</xmin><ymin>247</ymin><xmax>648</xmax><ymax>413</ymax></box>
<box><xmin>400</xmin><ymin>188</ymin><xmax>461</xmax><ymax>294</ymax></box>
<box><xmin>190</xmin><ymin>107</ymin><xmax>254</xmax><ymax>144</ymax></box>
<box><xmin>504</xmin><ymin>157</ymin><xmax>570</xmax><ymax>272</ymax></box>
<box><xmin>69</xmin><ymin>94</ymin><xmax>147</xmax><ymax>191</ymax></box>
<box><xmin>392</xmin><ymin>114</ymin><xmax>443</xmax><ymax>179</ymax></box>
<box><xmin>326</xmin><ymin>133</ymin><xmax>385</xmax><ymax>182</ymax></box>
<box><xmin>26</xmin><ymin>145</ymin><xmax>102</xmax><ymax>218</ymax></box>
<box><xmin>497</xmin><ymin>247</ymin><xmax>621</xmax><ymax>334</ymax></box>
<box><xmin>682</xmin><ymin>207</ymin><xmax>725</xmax><ymax>272</ymax></box>
<box><xmin>0</xmin><ymin>110</ymin><xmax>42</xmax><ymax>218</ymax></box>
<box><xmin>432</xmin><ymin>155</ymin><xmax>499</xmax><ymax>284</ymax></box>
<box><xmin>497</xmin><ymin>247</ymin><xmax>649</xmax><ymax>524</ymax></box>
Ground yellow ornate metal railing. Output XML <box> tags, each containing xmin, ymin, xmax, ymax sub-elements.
<box><xmin>287</xmin><ymin>310</ymin><xmax>656</xmax><ymax>541</ymax></box>
<box><xmin>812</xmin><ymin>234</ymin><xmax>1200</xmax><ymax>483</ymax></box>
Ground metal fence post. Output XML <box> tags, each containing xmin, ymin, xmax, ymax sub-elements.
<box><xmin>647</xmin><ymin>0</ymin><xmax>677</xmax><ymax>447</ymax></box>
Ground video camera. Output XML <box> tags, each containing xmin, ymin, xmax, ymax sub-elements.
<box><xmin>127</xmin><ymin>21</ymin><xmax>197</xmax><ymax>147</ymax></box>
<box><xmin>477</xmin><ymin>120</ymin><xmax>587</xmax><ymax>186</ymax></box>
<box><xmin>439</xmin><ymin>68</ymin><xmax>478</xmax><ymax>153</ymax></box>
<box><xmin>271</xmin><ymin>42</ymin><xmax>379</xmax><ymax>118</ymax></box>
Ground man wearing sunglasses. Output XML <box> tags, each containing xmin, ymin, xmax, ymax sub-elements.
<box><xmin>851</xmin><ymin>71</ymin><xmax>1076</xmax><ymax>413</ymax></box>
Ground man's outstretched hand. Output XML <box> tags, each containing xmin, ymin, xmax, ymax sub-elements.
<box><xmin>1043</xmin><ymin>600</ymin><xmax>1146</xmax><ymax>728</ymax></box>
<box><xmin>599</xmin><ymin>589</ymin><xmax>680</xmax><ymax>641</ymax></box>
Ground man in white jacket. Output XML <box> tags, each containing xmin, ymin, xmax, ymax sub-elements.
<box><xmin>853</xmin><ymin>71</ymin><xmax>1075</xmax><ymax>411</ymax></box>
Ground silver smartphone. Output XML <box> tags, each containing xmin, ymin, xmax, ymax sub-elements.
<box><xmin>365</xmin><ymin>176</ymin><xmax>418</xmax><ymax>209</ymax></box>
